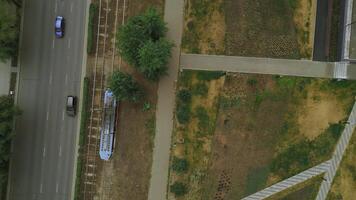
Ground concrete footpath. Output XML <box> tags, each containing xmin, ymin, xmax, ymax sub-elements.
<box><xmin>147</xmin><ymin>1</ymin><xmax>184</xmax><ymax>200</ymax></box>
<box><xmin>180</xmin><ymin>53</ymin><xmax>356</xmax><ymax>80</ymax></box>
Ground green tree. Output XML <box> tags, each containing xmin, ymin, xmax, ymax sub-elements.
<box><xmin>172</xmin><ymin>157</ymin><xmax>189</xmax><ymax>173</ymax></box>
<box><xmin>108</xmin><ymin>71</ymin><xmax>143</xmax><ymax>103</ymax></box>
<box><xmin>116</xmin><ymin>7</ymin><xmax>173</xmax><ymax>81</ymax></box>
<box><xmin>0</xmin><ymin>2</ymin><xmax>18</xmax><ymax>61</ymax></box>
<box><xmin>170</xmin><ymin>182</ymin><xmax>188</xmax><ymax>197</ymax></box>
<box><xmin>117</xmin><ymin>7</ymin><xmax>167</xmax><ymax>67</ymax></box>
<box><xmin>138</xmin><ymin>39</ymin><xmax>173</xmax><ymax>81</ymax></box>
<box><xmin>0</xmin><ymin>96</ymin><xmax>20</xmax><ymax>187</ymax></box>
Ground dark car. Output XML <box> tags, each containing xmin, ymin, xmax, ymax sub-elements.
<box><xmin>55</xmin><ymin>16</ymin><xmax>65</xmax><ymax>38</ymax></box>
<box><xmin>66</xmin><ymin>96</ymin><xmax>77</xmax><ymax>116</ymax></box>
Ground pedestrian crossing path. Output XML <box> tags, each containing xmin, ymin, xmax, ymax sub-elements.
<box><xmin>242</xmin><ymin>160</ymin><xmax>331</xmax><ymax>200</ymax></box>
<box><xmin>316</xmin><ymin>102</ymin><xmax>356</xmax><ymax>200</ymax></box>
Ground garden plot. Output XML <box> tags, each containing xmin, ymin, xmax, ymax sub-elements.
<box><xmin>167</xmin><ymin>70</ymin><xmax>356</xmax><ymax>200</ymax></box>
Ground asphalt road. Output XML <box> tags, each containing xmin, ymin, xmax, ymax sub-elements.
<box><xmin>7</xmin><ymin>0</ymin><xmax>87</xmax><ymax>199</ymax></box>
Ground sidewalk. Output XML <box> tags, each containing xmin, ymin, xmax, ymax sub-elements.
<box><xmin>180</xmin><ymin>53</ymin><xmax>356</xmax><ymax>80</ymax></box>
<box><xmin>147</xmin><ymin>1</ymin><xmax>184</xmax><ymax>200</ymax></box>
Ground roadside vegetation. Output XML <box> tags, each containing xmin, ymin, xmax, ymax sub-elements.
<box><xmin>0</xmin><ymin>0</ymin><xmax>20</xmax><ymax>61</ymax></box>
<box><xmin>168</xmin><ymin>70</ymin><xmax>356</xmax><ymax>200</ymax></box>
<box><xmin>87</xmin><ymin>3</ymin><xmax>98</xmax><ymax>54</ymax></box>
<box><xmin>168</xmin><ymin>70</ymin><xmax>225</xmax><ymax>199</ymax></box>
<box><xmin>327</xmin><ymin>129</ymin><xmax>356</xmax><ymax>200</ymax></box>
<box><xmin>74</xmin><ymin>77</ymin><xmax>90</xmax><ymax>200</ymax></box>
<box><xmin>0</xmin><ymin>96</ymin><xmax>20</xmax><ymax>198</ymax></box>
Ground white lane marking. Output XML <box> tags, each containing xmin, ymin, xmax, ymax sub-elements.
<box><xmin>54</xmin><ymin>1</ymin><xmax>57</xmax><ymax>13</ymax></box>
<box><xmin>42</xmin><ymin>147</ymin><xmax>46</xmax><ymax>157</ymax></box>
<box><xmin>49</xmin><ymin>73</ymin><xmax>52</xmax><ymax>85</ymax></box>
<box><xmin>62</xmin><ymin>110</ymin><xmax>65</xmax><ymax>120</ymax></box>
<box><xmin>52</xmin><ymin>39</ymin><xmax>55</xmax><ymax>49</ymax></box>
<box><xmin>46</xmin><ymin>111</ymin><xmax>49</xmax><ymax>121</ymax></box>
<box><xmin>70</xmin><ymin>2</ymin><xmax>73</xmax><ymax>13</ymax></box>
<box><xmin>68</xmin><ymin>38</ymin><xmax>71</xmax><ymax>48</ymax></box>
<box><xmin>59</xmin><ymin>145</ymin><xmax>62</xmax><ymax>157</ymax></box>
<box><xmin>56</xmin><ymin>183</ymin><xmax>59</xmax><ymax>193</ymax></box>
<box><xmin>65</xmin><ymin>74</ymin><xmax>68</xmax><ymax>84</ymax></box>
<box><xmin>40</xmin><ymin>183</ymin><xmax>43</xmax><ymax>193</ymax></box>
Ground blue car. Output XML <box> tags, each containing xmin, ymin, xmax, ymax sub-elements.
<box><xmin>55</xmin><ymin>16</ymin><xmax>65</xmax><ymax>38</ymax></box>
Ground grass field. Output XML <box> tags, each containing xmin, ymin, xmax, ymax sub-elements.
<box><xmin>167</xmin><ymin>71</ymin><xmax>356</xmax><ymax>200</ymax></box>
<box><xmin>326</xmin><ymin>129</ymin><xmax>356</xmax><ymax>200</ymax></box>
<box><xmin>182</xmin><ymin>0</ymin><xmax>316</xmax><ymax>59</ymax></box>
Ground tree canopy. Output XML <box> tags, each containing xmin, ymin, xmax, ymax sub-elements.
<box><xmin>0</xmin><ymin>2</ymin><xmax>18</xmax><ymax>61</ymax></box>
<box><xmin>0</xmin><ymin>96</ymin><xmax>20</xmax><ymax>187</ymax></box>
<box><xmin>108</xmin><ymin>71</ymin><xmax>143</xmax><ymax>103</ymax></box>
<box><xmin>138</xmin><ymin>39</ymin><xmax>173</xmax><ymax>81</ymax></box>
<box><xmin>116</xmin><ymin>7</ymin><xmax>173</xmax><ymax>81</ymax></box>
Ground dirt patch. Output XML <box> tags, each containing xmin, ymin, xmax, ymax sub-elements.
<box><xmin>224</xmin><ymin>0</ymin><xmax>302</xmax><ymax>58</ymax></box>
<box><xmin>126</xmin><ymin>0</ymin><xmax>164</xmax><ymax>17</ymax></box>
<box><xmin>298</xmin><ymin>89</ymin><xmax>345</xmax><ymax>139</ymax></box>
<box><xmin>182</xmin><ymin>0</ymin><xmax>225</xmax><ymax>54</ymax></box>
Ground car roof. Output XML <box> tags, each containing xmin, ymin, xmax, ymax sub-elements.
<box><xmin>67</xmin><ymin>96</ymin><xmax>74</xmax><ymax>106</ymax></box>
<box><xmin>55</xmin><ymin>19</ymin><xmax>62</xmax><ymax>29</ymax></box>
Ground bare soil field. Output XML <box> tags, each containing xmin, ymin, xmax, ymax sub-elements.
<box><xmin>182</xmin><ymin>0</ymin><xmax>316</xmax><ymax>59</ymax></box>
<box><xmin>168</xmin><ymin>70</ymin><xmax>356</xmax><ymax>200</ymax></box>
<box><xmin>327</xmin><ymin>129</ymin><xmax>356</xmax><ymax>200</ymax></box>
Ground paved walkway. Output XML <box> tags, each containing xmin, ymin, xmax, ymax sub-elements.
<box><xmin>242</xmin><ymin>160</ymin><xmax>331</xmax><ymax>200</ymax></box>
<box><xmin>180</xmin><ymin>53</ymin><xmax>356</xmax><ymax>80</ymax></box>
<box><xmin>147</xmin><ymin>1</ymin><xmax>184</xmax><ymax>200</ymax></box>
<box><xmin>316</xmin><ymin>101</ymin><xmax>356</xmax><ymax>200</ymax></box>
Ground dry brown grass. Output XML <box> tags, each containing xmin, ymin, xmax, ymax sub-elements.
<box><xmin>293</xmin><ymin>0</ymin><xmax>317</xmax><ymax>58</ymax></box>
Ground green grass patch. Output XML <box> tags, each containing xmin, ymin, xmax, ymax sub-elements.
<box><xmin>245</xmin><ymin>166</ymin><xmax>270</xmax><ymax>196</ymax></box>
<box><xmin>74</xmin><ymin>77</ymin><xmax>90</xmax><ymax>200</ymax></box>
<box><xmin>87</xmin><ymin>3</ymin><xmax>98</xmax><ymax>54</ymax></box>
<box><xmin>196</xmin><ymin>71</ymin><xmax>225</xmax><ymax>81</ymax></box>
<box><xmin>271</xmin><ymin>122</ymin><xmax>344</xmax><ymax>179</ymax></box>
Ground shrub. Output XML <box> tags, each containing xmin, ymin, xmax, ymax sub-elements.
<box><xmin>328</xmin><ymin>123</ymin><xmax>344</xmax><ymax>139</ymax></box>
<box><xmin>247</xmin><ymin>78</ymin><xmax>258</xmax><ymax>87</ymax></box>
<box><xmin>176</xmin><ymin>104</ymin><xmax>191</xmax><ymax>124</ymax></box>
<box><xmin>172</xmin><ymin>157</ymin><xmax>189</xmax><ymax>173</ymax></box>
<box><xmin>196</xmin><ymin>71</ymin><xmax>225</xmax><ymax>81</ymax></box>
<box><xmin>177</xmin><ymin>89</ymin><xmax>192</xmax><ymax>103</ymax></box>
<box><xmin>170</xmin><ymin>182</ymin><xmax>188</xmax><ymax>197</ymax></box>
<box><xmin>193</xmin><ymin>83</ymin><xmax>208</xmax><ymax>96</ymax></box>
<box><xmin>195</xmin><ymin>106</ymin><xmax>209</xmax><ymax>130</ymax></box>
